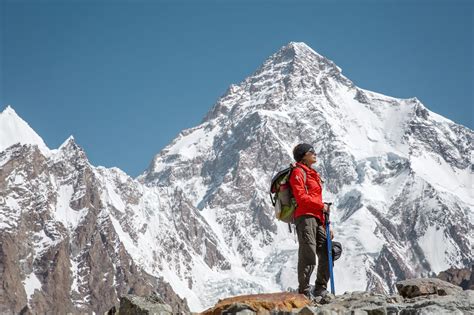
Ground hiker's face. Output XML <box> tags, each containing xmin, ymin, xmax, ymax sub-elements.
<box><xmin>303</xmin><ymin>148</ymin><xmax>317</xmax><ymax>165</ymax></box>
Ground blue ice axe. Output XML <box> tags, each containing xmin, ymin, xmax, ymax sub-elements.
<box><xmin>324</xmin><ymin>202</ymin><xmax>335</xmax><ymax>294</ymax></box>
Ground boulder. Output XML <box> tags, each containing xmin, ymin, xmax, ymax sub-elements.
<box><xmin>201</xmin><ymin>292</ymin><xmax>310</xmax><ymax>315</ymax></box>
<box><xmin>396</xmin><ymin>278</ymin><xmax>463</xmax><ymax>298</ymax></box>
<box><xmin>399</xmin><ymin>290</ymin><xmax>474</xmax><ymax>314</ymax></box>
<box><xmin>222</xmin><ymin>302</ymin><xmax>257</xmax><ymax>315</ymax></box>
<box><xmin>118</xmin><ymin>293</ymin><xmax>173</xmax><ymax>314</ymax></box>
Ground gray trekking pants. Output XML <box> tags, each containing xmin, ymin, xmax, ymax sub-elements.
<box><xmin>295</xmin><ymin>215</ymin><xmax>330</xmax><ymax>295</ymax></box>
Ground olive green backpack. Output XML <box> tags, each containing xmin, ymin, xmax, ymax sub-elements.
<box><xmin>270</xmin><ymin>164</ymin><xmax>307</xmax><ymax>223</ymax></box>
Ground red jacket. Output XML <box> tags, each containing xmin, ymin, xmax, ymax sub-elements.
<box><xmin>289</xmin><ymin>162</ymin><xmax>325</xmax><ymax>225</ymax></box>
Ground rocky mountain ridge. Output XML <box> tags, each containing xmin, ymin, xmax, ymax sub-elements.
<box><xmin>0</xmin><ymin>136</ymin><xmax>189</xmax><ymax>313</ymax></box>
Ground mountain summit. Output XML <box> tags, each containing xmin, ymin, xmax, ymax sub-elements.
<box><xmin>0</xmin><ymin>42</ymin><xmax>472</xmax><ymax>313</ymax></box>
<box><xmin>140</xmin><ymin>41</ymin><xmax>473</xmax><ymax>309</ymax></box>
<box><xmin>0</xmin><ymin>105</ymin><xmax>49</xmax><ymax>153</ymax></box>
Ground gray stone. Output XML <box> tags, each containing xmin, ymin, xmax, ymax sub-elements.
<box><xmin>222</xmin><ymin>303</ymin><xmax>257</xmax><ymax>315</ymax></box>
<box><xmin>416</xmin><ymin>305</ymin><xmax>463</xmax><ymax>315</ymax></box>
<box><xmin>385</xmin><ymin>295</ymin><xmax>404</xmax><ymax>304</ymax></box>
<box><xmin>396</xmin><ymin>289</ymin><xmax>474</xmax><ymax>314</ymax></box>
<box><xmin>316</xmin><ymin>303</ymin><xmax>349</xmax><ymax>315</ymax></box>
<box><xmin>297</xmin><ymin>306</ymin><xmax>319</xmax><ymax>314</ymax></box>
<box><xmin>385</xmin><ymin>305</ymin><xmax>399</xmax><ymax>315</ymax></box>
<box><xmin>119</xmin><ymin>294</ymin><xmax>173</xmax><ymax>314</ymax></box>
<box><xmin>361</xmin><ymin>305</ymin><xmax>387</xmax><ymax>315</ymax></box>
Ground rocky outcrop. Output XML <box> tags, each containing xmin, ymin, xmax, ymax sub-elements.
<box><xmin>438</xmin><ymin>266</ymin><xmax>473</xmax><ymax>290</ymax></box>
<box><xmin>308</xmin><ymin>290</ymin><xmax>473</xmax><ymax>315</ymax></box>
<box><xmin>396</xmin><ymin>278</ymin><xmax>463</xmax><ymax>298</ymax></box>
<box><xmin>200</xmin><ymin>278</ymin><xmax>473</xmax><ymax>314</ymax></box>
<box><xmin>0</xmin><ymin>143</ymin><xmax>189</xmax><ymax>314</ymax></box>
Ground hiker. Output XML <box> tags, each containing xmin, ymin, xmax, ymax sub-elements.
<box><xmin>289</xmin><ymin>143</ymin><xmax>333</xmax><ymax>299</ymax></box>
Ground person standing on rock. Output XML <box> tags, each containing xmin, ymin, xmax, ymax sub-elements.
<box><xmin>290</xmin><ymin>143</ymin><xmax>333</xmax><ymax>299</ymax></box>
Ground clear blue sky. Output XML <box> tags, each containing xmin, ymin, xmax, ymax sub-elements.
<box><xmin>1</xmin><ymin>0</ymin><xmax>472</xmax><ymax>177</ymax></box>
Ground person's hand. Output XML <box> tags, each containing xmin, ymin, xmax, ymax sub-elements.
<box><xmin>330</xmin><ymin>227</ymin><xmax>334</xmax><ymax>240</ymax></box>
<box><xmin>323</xmin><ymin>203</ymin><xmax>330</xmax><ymax>213</ymax></box>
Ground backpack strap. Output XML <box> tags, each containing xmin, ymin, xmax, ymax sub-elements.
<box><xmin>294</xmin><ymin>166</ymin><xmax>308</xmax><ymax>193</ymax></box>
<box><xmin>288</xmin><ymin>165</ymin><xmax>308</xmax><ymax>233</ymax></box>
<box><xmin>301</xmin><ymin>168</ymin><xmax>308</xmax><ymax>193</ymax></box>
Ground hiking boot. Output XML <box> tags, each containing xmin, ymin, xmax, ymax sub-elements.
<box><xmin>303</xmin><ymin>290</ymin><xmax>315</xmax><ymax>301</ymax></box>
<box><xmin>299</xmin><ymin>288</ymin><xmax>315</xmax><ymax>301</ymax></box>
<box><xmin>313</xmin><ymin>288</ymin><xmax>329</xmax><ymax>297</ymax></box>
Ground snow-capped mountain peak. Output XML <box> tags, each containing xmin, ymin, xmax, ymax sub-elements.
<box><xmin>202</xmin><ymin>42</ymin><xmax>349</xmax><ymax>124</ymax></box>
<box><xmin>59</xmin><ymin>135</ymin><xmax>75</xmax><ymax>148</ymax></box>
<box><xmin>282</xmin><ymin>41</ymin><xmax>338</xmax><ymax>69</ymax></box>
<box><xmin>0</xmin><ymin>105</ymin><xmax>49</xmax><ymax>153</ymax></box>
<box><xmin>2</xmin><ymin>105</ymin><xmax>15</xmax><ymax>115</ymax></box>
<box><xmin>141</xmin><ymin>42</ymin><xmax>473</xmax><ymax>310</ymax></box>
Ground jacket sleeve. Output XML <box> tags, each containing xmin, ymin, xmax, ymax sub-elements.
<box><xmin>289</xmin><ymin>168</ymin><xmax>324</xmax><ymax>212</ymax></box>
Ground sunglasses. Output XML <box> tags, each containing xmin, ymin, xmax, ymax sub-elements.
<box><xmin>307</xmin><ymin>148</ymin><xmax>316</xmax><ymax>155</ymax></box>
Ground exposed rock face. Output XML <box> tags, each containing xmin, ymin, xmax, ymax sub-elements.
<box><xmin>0</xmin><ymin>142</ymin><xmax>189</xmax><ymax>314</ymax></box>
<box><xmin>438</xmin><ymin>266</ymin><xmax>473</xmax><ymax>290</ymax></box>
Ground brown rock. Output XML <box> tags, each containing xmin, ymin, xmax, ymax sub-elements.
<box><xmin>201</xmin><ymin>292</ymin><xmax>310</xmax><ymax>315</ymax></box>
<box><xmin>437</xmin><ymin>266</ymin><xmax>472</xmax><ymax>290</ymax></box>
<box><xmin>0</xmin><ymin>233</ymin><xmax>28</xmax><ymax>314</ymax></box>
<box><xmin>396</xmin><ymin>278</ymin><xmax>463</xmax><ymax>298</ymax></box>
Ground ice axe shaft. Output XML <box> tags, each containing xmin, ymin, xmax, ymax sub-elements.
<box><xmin>324</xmin><ymin>202</ymin><xmax>335</xmax><ymax>295</ymax></box>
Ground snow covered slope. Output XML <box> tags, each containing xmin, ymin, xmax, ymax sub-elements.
<box><xmin>0</xmin><ymin>105</ymin><xmax>49</xmax><ymax>153</ymax></box>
